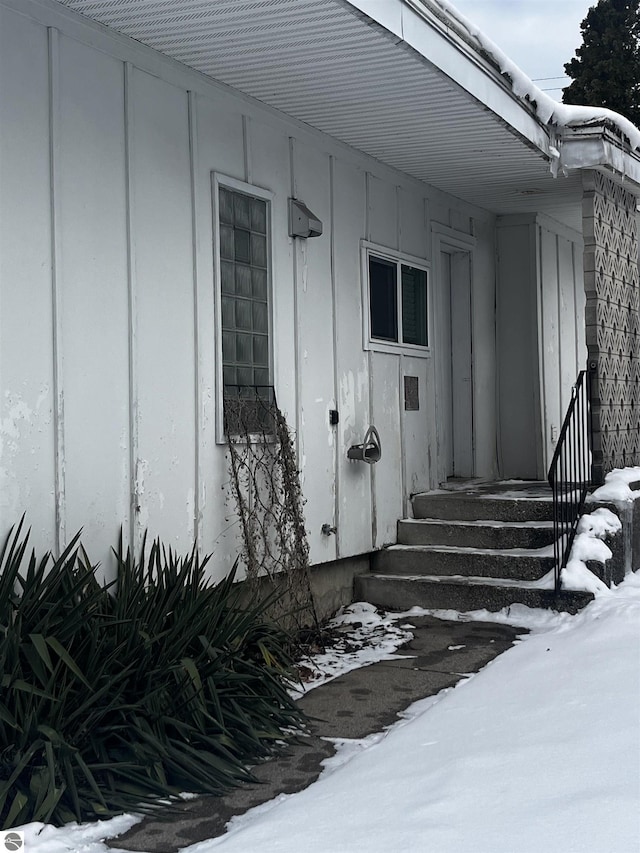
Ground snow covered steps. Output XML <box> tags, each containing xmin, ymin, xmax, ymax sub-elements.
<box><xmin>355</xmin><ymin>483</ymin><xmax>594</xmax><ymax>614</ymax></box>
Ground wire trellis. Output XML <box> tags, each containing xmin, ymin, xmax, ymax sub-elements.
<box><xmin>224</xmin><ymin>386</ymin><xmax>319</xmax><ymax>631</ymax></box>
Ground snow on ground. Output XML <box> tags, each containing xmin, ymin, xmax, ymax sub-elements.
<box><xmin>292</xmin><ymin>602</ymin><xmax>414</xmax><ymax>695</ymax></box>
<box><xmin>186</xmin><ymin>576</ymin><xmax>640</xmax><ymax>853</ymax></box>
<box><xmin>19</xmin><ymin>816</ymin><xmax>140</xmax><ymax>853</ymax></box>
<box><xmin>21</xmin><ymin>573</ymin><xmax>640</xmax><ymax>853</ymax></box>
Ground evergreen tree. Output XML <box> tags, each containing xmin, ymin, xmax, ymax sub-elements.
<box><xmin>563</xmin><ymin>0</ymin><xmax>640</xmax><ymax>126</ymax></box>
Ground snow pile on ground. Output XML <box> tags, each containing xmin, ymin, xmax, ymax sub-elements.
<box><xmin>18</xmin><ymin>575</ymin><xmax>640</xmax><ymax>853</ymax></box>
<box><xmin>19</xmin><ymin>815</ymin><xmax>139</xmax><ymax>853</ymax></box>
<box><xmin>189</xmin><ymin>575</ymin><xmax>640</xmax><ymax>853</ymax></box>
<box><xmin>562</xmin><ymin>506</ymin><xmax>621</xmax><ymax>594</ymax></box>
<box><xmin>293</xmin><ymin>602</ymin><xmax>413</xmax><ymax>695</ymax></box>
<box><xmin>430</xmin><ymin>0</ymin><xmax>640</xmax><ymax>150</ymax></box>
<box><xmin>591</xmin><ymin>466</ymin><xmax>640</xmax><ymax>502</ymax></box>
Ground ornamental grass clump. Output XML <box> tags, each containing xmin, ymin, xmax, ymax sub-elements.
<box><xmin>0</xmin><ymin>520</ymin><xmax>304</xmax><ymax>829</ymax></box>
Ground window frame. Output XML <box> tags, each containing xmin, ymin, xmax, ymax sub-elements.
<box><xmin>361</xmin><ymin>241</ymin><xmax>431</xmax><ymax>357</ymax></box>
<box><xmin>212</xmin><ymin>173</ymin><xmax>275</xmax><ymax>443</ymax></box>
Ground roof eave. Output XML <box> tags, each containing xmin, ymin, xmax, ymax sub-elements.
<box><xmin>343</xmin><ymin>0</ymin><xmax>552</xmax><ymax>158</ymax></box>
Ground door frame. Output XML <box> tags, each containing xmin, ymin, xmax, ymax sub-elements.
<box><xmin>432</xmin><ymin>224</ymin><xmax>476</xmax><ymax>486</ymax></box>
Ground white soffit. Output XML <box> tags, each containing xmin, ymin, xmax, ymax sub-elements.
<box><xmin>53</xmin><ymin>0</ymin><xmax>583</xmax><ymax>219</ymax></box>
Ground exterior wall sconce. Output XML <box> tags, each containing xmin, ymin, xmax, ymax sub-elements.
<box><xmin>288</xmin><ymin>198</ymin><xmax>323</xmax><ymax>238</ymax></box>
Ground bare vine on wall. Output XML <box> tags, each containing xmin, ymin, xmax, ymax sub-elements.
<box><xmin>225</xmin><ymin>386</ymin><xmax>319</xmax><ymax>631</ymax></box>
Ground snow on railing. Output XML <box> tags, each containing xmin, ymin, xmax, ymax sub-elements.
<box><xmin>547</xmin><ymin>370</ymin><xmax>594</xmax><ymax>593</ymax></box>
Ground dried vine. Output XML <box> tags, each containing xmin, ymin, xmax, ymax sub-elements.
<box><xmin>225</xmin><ymin>387</ymin><xmax>319</xmax><ymax>631</ymax></box>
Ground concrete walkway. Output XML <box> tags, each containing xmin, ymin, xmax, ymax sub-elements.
<box><xmin>109</xmin><ymin>615</ymin><xmax>524</xmax><ymax>853</ymax></box>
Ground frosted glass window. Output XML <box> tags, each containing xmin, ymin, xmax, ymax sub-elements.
<box><xmin>218</xmin><ymin>186</ymin><xmax>270</xmax><ymax>398</ymax></box>
<box><xmin>219</xmin><ymin>188</ymin><xmax>234</xmax><ymax>225</ymax></box>
<box><xmin>235</xmin><ymin>264</ymin><xmax>252</xmax><ymax>297</ymax></box>
<box><xmin>251</xmin><ymin>199</ymin><xmax>267</xmax><ymax>233</ymax></box>
<box><xmin>234</xmin><ymin>229</ymin><xmax>250</xmax><ymax>264</ymax></box>
<box><xmin>220</xmin><ymin>225</ymin><xmax>234</xmax><ymax>260</ymax></box>
<box><xmin>221</xmin><ymin>261</ymin><xmax>235</xmax><ymax>294</ymax></box>
<box><xmin>234</xmin><ymin>193</ymin><xmax>250</xmax><ymax>229</ymax></box>
<box><xmin>252</xmin><ymin>268</ymin><xmax>268</xmax><ymax>299</ymax></box>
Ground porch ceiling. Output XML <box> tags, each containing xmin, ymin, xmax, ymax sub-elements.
<box><xmin>54</xmin><ymin>0</ymin><xmax>584</xmax><ymax>227</ymax></box>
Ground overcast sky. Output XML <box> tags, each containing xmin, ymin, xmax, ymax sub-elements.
<box><xmin>451</xmin><ymin>0</ymin><xmax>596</xmax><ymax>100</ymax></box>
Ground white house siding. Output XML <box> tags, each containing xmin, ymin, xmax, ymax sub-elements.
<box><xmin>0</xmin><ymin>0</ymin><xmax>499</xmax><ymax>577</ymax></box>
<box><xmin>496</xmin><ymin>214</ymin><xmax>586</xmax><ymax>479</ymax></box>
<box><xmin>429</xmin><ymin>208</ymin><xmax>498</xmax><ymax>485</ymax></box>
<box><xmin>472</xmin><ymin>216</ymin><xmax>500</xmax><ymax>479</ymax></box>
<box><xmin>538</xmin><ymin>218</ymin><xmax>586</xmax><ymax>471</ymax></box>
<box><xmin>56</xmin><ymin>36</ymin><xmax>131</xmax><ymax>555</ymax></box>
<box><xmin>0</xmin><ymin>11</ymin><xmax>57</xmax><ymax>550</ymax></box>
<box><xmin>332</xmin><ymin>159</ymin><xmax>372</xmax><ymax>560</ymax></box>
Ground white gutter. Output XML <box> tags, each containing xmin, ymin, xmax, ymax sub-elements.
<box><xmin>560</xmin><ymin>127</ymin><xmax>640</xmax><ymax>193</ymax></box>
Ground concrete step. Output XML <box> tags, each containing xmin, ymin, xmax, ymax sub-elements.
<box><xmin>398</xmin><ymin>518</ymin><xmax>556</xmax><ymax>549</ymax></box>
<box><xmin>412</xmin><ymin>493</ymin><xmax>553</xmax><ymax>522</ymax></box>
<box><xmin>355</xmin><ymin>573</ymin><xmax>594</xmax><ymax>615</ymax></box>
<box><xmin>373</xmin><ymin>544</ymin><xmax>554</xmax><ymax>581</ymax></box>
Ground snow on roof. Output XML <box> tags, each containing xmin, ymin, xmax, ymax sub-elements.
<box><xmin>428</xmin><ymin>0</ymin><xmax>640</xmax><ymax>152</ymax></box>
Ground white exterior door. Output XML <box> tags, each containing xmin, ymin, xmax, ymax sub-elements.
<box><xmin>363</xmin><ymin>242</ymin><xmax>433</xmax><ymax>542</ymax></box>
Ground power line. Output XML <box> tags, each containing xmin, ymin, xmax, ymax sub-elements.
<box><xmin>532</xmin><ymin>76</ymin><xmax>570</xmax><ymax>82</ymax></box>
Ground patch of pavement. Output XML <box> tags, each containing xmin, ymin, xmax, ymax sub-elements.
<box><xmin>108</xmin><ymin>616</ymin><xmax>524</xmax><ymax>853</ymax></box>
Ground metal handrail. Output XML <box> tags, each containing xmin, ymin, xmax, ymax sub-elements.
<box><xmin>547</xmin><ymin>369</ymin><xmax>594</xmax><ymax>592</ymax></box>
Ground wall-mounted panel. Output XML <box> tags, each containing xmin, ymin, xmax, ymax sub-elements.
<box><xmin>0</xmin><ymin>8</ymin><xmax>56</xmax><ymax>550</ymax></box>
<box><xmin>130</xmin><ymin>69</ymin><xmax>196</xmax><ymax>548</ymax></box>
<box><xmin>57</xmin><ymin>35</ymin><xmax>130</xmax><ymax>565</ymax></box>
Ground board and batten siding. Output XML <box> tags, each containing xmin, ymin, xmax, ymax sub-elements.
<box><xmin>0</xmin><ymin>0</ymin><xmax>496</xmax><ymax>577</ymax></box>
<box><xmin>496</xmin><ymin>214</ymin><xmax>586</xmax><ymax>479</ymax></box>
